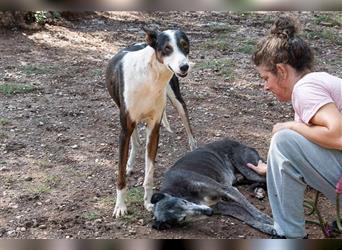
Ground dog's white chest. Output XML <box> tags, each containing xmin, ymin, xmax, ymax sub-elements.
<box><xmin>122</xmin><ymin>48</ymin><xmax>171</xmax><ymax>124</ymax></box>
<box><xmin>125</xmin><ymin>82</ymin><xmax>167</xmax><ymax>123</ymax></box>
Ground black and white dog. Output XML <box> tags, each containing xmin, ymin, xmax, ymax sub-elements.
<box><xmin>106</xmin><ymin>27</ymin><xmax>196</xmax><ymax>218</ymax></box>
<box><xmin>151</xmin><ymin>138</ymin><xmax>275</xmax><ymax>235</ymax></box>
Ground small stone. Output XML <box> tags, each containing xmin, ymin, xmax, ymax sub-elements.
<box><xmin>71</xmin><ymin>145</ymin><xmax>79</xmax><ymax>149</ymax></box>
<box><xmin>37</xmin><ymin>202</ymin><xmax>43</xmax><ymax>206</ymax></box>
<box><xmin>24</xmin><ymin>176</ymin><xmax>33</xmax><ymax>181</ymax></box>
<box><xmin>7</xmin><ymin>230</ymin><xmax>16</xmax><ymax>236</ymax></box>
<box><xmin>20</xmin><ymin>227</ymin><xmax>26</xmax><ymax>232</ymax></box>
<box><xmin>38</xmin><ymin>224</ymin><xmax>47</xmax><ymax>229</ymax></box>
<box><xmin>0</xmin><ymin>167</ymin><xmax>10</xmax><ymax>172</ymax></box>
<box><xmin>95</xmin><ymin>219</ymin><xmax>102</xmax><ymax>224</ymax></box>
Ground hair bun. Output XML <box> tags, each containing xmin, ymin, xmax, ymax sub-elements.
<box><xmin>270</xmin><ymin>17</ymin><xmax>299</xmax><ymax>39</ymax></box>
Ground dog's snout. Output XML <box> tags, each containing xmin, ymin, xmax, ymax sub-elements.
<box><xmin>205</xmin><ymin>208</ymin><xmax>214</xmax><ymax>216</ymax></box>
<box><xmin>180</xmin><ymin>64</ymin><xmax>189</xmax><ymax>72</ymax></box>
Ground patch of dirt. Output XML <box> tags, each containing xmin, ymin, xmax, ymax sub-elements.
<box><xmin>0</xmin><ymin>11</ymin><xmax>341</xmax><ymax>239</ymax></box>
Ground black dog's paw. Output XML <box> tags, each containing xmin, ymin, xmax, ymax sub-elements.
<box><xmin>152</xmin><ymin>221</ymin><xmax>172</xmax><ymax>230</ymax></box>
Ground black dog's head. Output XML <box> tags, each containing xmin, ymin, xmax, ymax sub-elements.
<box><xmin>142</xmin><ymin>27</ymin><xmax>190</xmax><ymax>78</ymax></box>
<box><xmin>151</xmin><ymin>192</ymin><xmax>213</xmax><ymax>230</ymax></box>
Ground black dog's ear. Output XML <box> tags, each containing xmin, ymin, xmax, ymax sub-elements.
<box><xmin>151</xmin><ymin>192</ymin><xmax>165</xmax><ymax>204</ymax></box>
<box><xmin>142</xmin><ymin>26</ymin><xmax>158</xmax><ymax>49</ymax></box>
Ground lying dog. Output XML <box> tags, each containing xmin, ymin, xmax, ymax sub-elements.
<box><xmin>106</xmin><ymin>27</ymin><xmax>195</xmax><ymax>218</ymax></box>
<box><xmin>151</xmin><ymin>138</ymin><xmax>275</xmax><ymax>235</ymax></box>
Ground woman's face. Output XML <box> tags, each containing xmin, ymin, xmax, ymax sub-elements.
<box><xmin>256</xmin><ymin>65</ymin><xmax>292</xmax><ymax>102</ymax></box>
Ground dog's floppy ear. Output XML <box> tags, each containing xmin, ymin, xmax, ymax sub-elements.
<box><xmin>151</xmin><ymin>192</ymin><xmax>165</xmax><ymax>204</ymax></box>
<box><xmin>142</xmin><ymin>26</ymin><xmax>158</xmax><ymax>49</ymax></box>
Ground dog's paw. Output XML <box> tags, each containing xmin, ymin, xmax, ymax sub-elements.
<box><xmin>254</xmin><ymin>187</ymin><xmax>265</xmax><ymax>200</ymax></box>
<box><xmin>126</xmin><ymin>168</ymin><xmax>134</xmax><ymax>176</ymax></box>
<box><xmin>189</xmin><ymin>138</ymin><xmax>197</xmax><ymax>151</ymax></box>
<box><xmin>113</xmin><ymin>204</ymin><xmax>128</xmax><ymax>218</ymax></box>
<box><xmin>144</xmin><ymin>201</ymin><xmax>154</xmax><ymax>212</ymax></box>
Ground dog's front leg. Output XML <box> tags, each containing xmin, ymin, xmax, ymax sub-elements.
<box><xmin>113</xmin><ymin>119</ymin><xmax>135</xmax><ymax>218</ymax></box>
<box><xmin>144</xmin><ymin>122</ymin><xmax>160</xmax><ymax>211</ymax></box>
<box><xmin>166</xmin><ymin>81</ymin><xmax>197</xmax><ymax>150</ymax></box>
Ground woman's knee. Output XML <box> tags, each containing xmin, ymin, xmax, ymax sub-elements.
<box><xmin>269</xmin><ymin>129</ymin><xmax>303</xmax><ymax>155</ymax></box>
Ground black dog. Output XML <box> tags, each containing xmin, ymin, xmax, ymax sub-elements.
<box><xmin>151</xmin><ymin>138</ymin><xmax>275</xmax><ymax>235</ymax></box>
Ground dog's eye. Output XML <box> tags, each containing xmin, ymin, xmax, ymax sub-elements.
<box><xmin>164</xmin><ymin>45</ymin><xmax>173</xmax><ymax>54</ymax></box>
<box><xmin>180</xmin><ymin>41</ymin><xmax>189</xmax><ymax>51</ymax></box>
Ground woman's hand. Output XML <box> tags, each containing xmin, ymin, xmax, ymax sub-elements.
<box><xmin>272</xmin><ymin>121</ymin><xmax>297</xmax><ymax>134</ymax></box>
<box><xmin>246</xmin><ymin>160</ymin><xmax>267</xmax><ymax>176</ymax></box>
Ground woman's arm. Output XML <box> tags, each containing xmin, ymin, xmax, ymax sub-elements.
<box><xmin>274</xmin><ymin>103</ymin><xmax>342</xmax><ymax>150</ymax></box>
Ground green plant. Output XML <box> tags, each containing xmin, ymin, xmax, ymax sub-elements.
<box><xmin>0</xmin><ymin>118</ymin><xmax>10</xmax><ymax>126</ymax></box>
<box><xmin>46</xmin><ymin>175</ymin><xmax>61</xmax><ymax>187</ymax></box>
<box><xmin>0</xmin><ymin>83</ymin><xmax>35</xmax><ymax>96</ymax></box>
<box><xmin>82</xmin><ymin>211</ymin><xmax>99</xmax><ymax>221</ymax></box>
<box><xmin>126</xmin><ymin>187</ymin><xmax>144</xmax><ymax>205</ymax></box>
<box><xmin>98</xmin><ymin>196</ymin><xmax>115</xmax><ymax>207</ymax></box>
<box><xmin>314</xmin><ymin>14</ymin><xmax>341</xmax><ymax>26</ymax></box>
<box><xmin>34</xmin><ymin>11</ymin><xmax>48</xmax><ymax>24</ymax></box>
<box><xmin>331</xmin><ymin>59</ymin><xmax>342</xmax><ymax>66</ymax></box>
<box><xmin>202</xmin><ymin>34</ymin><xmax>231</xmax><ymax>51</ymax></box>
<box><xmin>22</xmin><ymin>65</ymin><xmax>52</xmax><ymax>75</ymax></box>
<box><xmin>305</xmin><ymin>30</ymin><xmax>342</xmax><ymax>45</ymax></box>
<box><xmin>208</xmin><ymin>24</ymin><xmax>235</xmax><ymax>33</ymax></box>
<box><xmin>195</xmin><ymin>58</ymin><xmax>235</xmax><ymax>80</ymax></box>
<box><xmin>237</xmin><ymin>39</ymin><xmax>256</xmax><ymax>54</ymax></box>
<box><xmin>31</xmin><ymin>184</ymin><xmax>51</xmax><ymax>195</ymax></box>
<box><xmin>37</xmin><ymin>159</ymin><xmax>55</xmax><ymax>169</ymax></box>
<box><xmin>92</xmin><ymin>68</ymin><xmax>103</xmax><ymax>77</ymax></box>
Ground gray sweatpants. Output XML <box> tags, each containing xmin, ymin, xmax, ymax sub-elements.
<box><xmin>267</xmin><ymin>129</ymin><xmax>342</xmax><ymax>238</ymax></box>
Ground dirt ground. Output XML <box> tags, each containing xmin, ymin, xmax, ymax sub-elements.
<box><xmin>0</xmin><ymin>11</ymin><xmax>341</xmax><ymax>239</ymax></box>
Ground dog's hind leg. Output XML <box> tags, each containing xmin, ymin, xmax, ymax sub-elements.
<box><xmin>167</xmin><ymin>76</ymin><xmax>197</xmax><ymax>150</ymax></box>
<box><xmin>161</xmin><ymin>110</ymin><xmax>173</xmax><ymax>133</ymax></box>
<box><xmin>213</xmin><ymin>201</ymin><xmax>275</xmax><ymax>235</ymax></box>
<box><xmin>143</xmin><ymin>122</ymin><xmax>161</xmax><ymax>211</ymax></box>
<box><xmin>127</xmin><ymin>128</ymin><xmax>140</xmax><ymax>176</ymax></box>
<box><xmin>113</xmin><ymin>116</ymin><xmax>136</xmax><ymax>218</ymax></box>
<box><xmin>232</xmin><ymin>146</ymin><xmax>266</xmax><ymax>183</ymax></box>
<box><xmin>214</xmin><ymin>186</ymin><xmax>274</xmax><ymax>234</ymax></box>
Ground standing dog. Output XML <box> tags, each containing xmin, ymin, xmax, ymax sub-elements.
<box><xmin>106</xmin><ymin>27</ymin><xmax>193</xmax><ymax>218</ymax></box>
<box><xmin>151</xmin><ymin>138</ymin><xmax>275</xmax><ymax>235</ymax></box>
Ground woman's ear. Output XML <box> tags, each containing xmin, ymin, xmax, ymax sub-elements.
<box><xmin>276</xmin><ymin>63</ymin><xmax>287</xmax><ymax>80</ymax></box>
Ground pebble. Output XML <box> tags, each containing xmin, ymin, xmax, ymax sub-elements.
<box><xmin>95</xmin><ymin>219</ymin><xmax>102</xmax><ymax>224</ymax></box>
<box><xmin>71</xmin><ymin>145</ymin><xmax>79</xmax><ymax>149</ymax></box>
<box><xmin>7</xmin><ymin>230</ymin><xmax>16</xmax><ymax>236</ymax></box>
<box><xmin>0</xmin><ymin>167</ymin><xmax>10</xmax><ymax>172</ymax></box>
<box><xmin>38</xmin><ymin>225</ymin><xmax>47</xmax><ymax>229</ymax></box>
<box><xmin>24</xmin><ymin>176</ymin><xmax>33</xmax><ymax>181</ymax></box>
